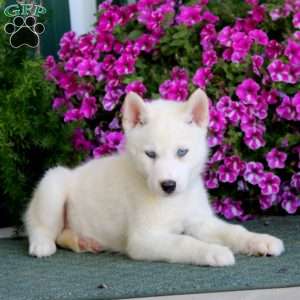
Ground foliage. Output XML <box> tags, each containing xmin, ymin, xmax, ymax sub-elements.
<box><xmin>45</xmin><ymin>0</ymin><xmax>300</xmax><ymax>219</ymax></box>
<box><xmin>0</xmin><ymin>10</ymin><xmax>81</xmax><ymax>226</ymax></box>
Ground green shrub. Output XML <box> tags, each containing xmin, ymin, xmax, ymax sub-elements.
<box><xmin>0</xmin><ymin>11</ymin><xmax>81</xmax><ymax>228</ymax></box>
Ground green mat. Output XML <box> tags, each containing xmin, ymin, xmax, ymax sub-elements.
<box><xmin>1</xmin><ymin>216</ymin><xmax>300</xmax><ymax>300</ymax></box>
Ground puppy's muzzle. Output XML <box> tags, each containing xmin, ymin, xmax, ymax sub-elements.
<box><xmin>160</xmin><ymin>180</ymin><xmax>176</xmax><ymax>194</ymax></box>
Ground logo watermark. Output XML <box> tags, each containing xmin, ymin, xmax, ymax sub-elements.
<box><xmin>3</xmin><ymin>0</ymin><xmax>47</xmax><ymax>48</ymax></box>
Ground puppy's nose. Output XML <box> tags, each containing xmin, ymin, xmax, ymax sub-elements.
<box><xmin>160</xmin><ymin>180</ymin><xmax>176</xmax><ymax>194</ymax></box>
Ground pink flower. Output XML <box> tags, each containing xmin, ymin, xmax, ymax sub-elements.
<box><xmin>258</xmin><ymin>172</ymin><xmax>281</xmax><ymax>195</ymax></box>
<box><xmin>80</xmin><ymin>96</ymin><xmax>97</xmax><ymax>119</ymax></box>
<box><xmin>267</xmin><ymin>60</ymin><xmax>294</xmax><ymax>83</ymax></box>
<box><xmin>231</xmin><ymin>32</ymin><xmax>252</xmax><ymax>53</ymax></box>
<box><xmin>124</xmin><ymin>41</ymin><xmax>141</xmax><ymax>57</ymax></box>
<box><xmin>284</xmin><ymin>39</ymin><xmax>300</xmax><ymax>65</ymax></box>
<box><xmin>290</xmin><ymin>64</ymin><xmax>300</xmax><ymax>84</ymax></box>
<box><xmin>293</xmin><ymin>12</ymin><xmax>300</xmax><ymax>28</ymax></box>
<box><xmin>208</xmin><ymin>144</ymin><xmax>229</xmax><ymax>164</ymax></box>
<box><xmin>292</xmin><ymin>92</ymin><xmax>300</xmax><ymax>114</ymax></box>
<box><xmin>64</xmin><ymin>109</ymin><xmax>83</xmax><ymax>123</ymax></box>
<box><xmin>125</xmin><ymin>80</ymin><xmax>147</xmax><ymax>97</ymax></box>
<box><xmin>291</xmin><ymin>172</ymin><xmax>300</xmax><ymax>191</ymax></box>
<box><xmin>240</xmin><ymin>111</ymin><xmax>255</xmax><ymax>127</ymax></box>
<box><xmin>97</xmin><ymin>9</ymin><xmax>122</xmax><ymax>32</ymax></box>
<box><xmin>236</xmin><ymin>78</ymin><xmax>260</xmax><ymax>104</ymax></box>
<box><xmin>109</xmin><ymin>117</ymin><xmax>121</xmax><ymax>130</ymax></box>
<box><xmin>227</xmin><ymin>101</ymin><xmax>246</xmax><ymax>125</ymax></box>
<box><xmin>265</xmin><ymin>148</ymin><xmax>287</xmax><ymax>169</ymax></box>
<box><xmin>249</xmin><ymin>29</ymin><xmax>269</xmax><ymax>46</ymax></box>
<box><xmin>218</xmin><ymin>164</ymin><xmax>239</xmax><ymax>183</ymax></box>
<box><xmin>77</xmin><ymin>59</ymin><xmax>103</xmax><ymax>78</ymax></box>
<box><xmin>224</xmin><ymin>155</ymin><xmax>245</xmax><ymax>174</ymax></box>
<box><xmin>58</xmin><ymin>31</ymin><xmax>77</xmax><ymax>61</ymax></box>
<box><xmin>103</xmin><ymin>88</ymin><xmax>124</xmax><ymax>111</ymax></box>
<box><xmin>241</xmin><ymin>119</ymin><xmax>265</xmax><ymax>136</ymax></box>
<box><xmin>252</xmin><ymin>96</ymin><xmax>268</xmax><ymax>120</ymax></box>
<box><xmin>58</xmin><ymin>73</ymin><xmax>79</xmax><ymax>98</ymax></box>
<box><xmin>72</xmin><ymin>129</ymin><xmax>92</xmax><ymax>151</ymax></box>
<box><xmin>209</xmin><ymin>108</ymin><xmax>226</xmax><ymax>133</ymax></box>
<box><xmin>103</xmin><ymin>131</ymin><xmax>124</xmax><ymax>151</ymax></box>
<box><xmin>135</xmin><ymin>34</ymin><xmax>157</xmax><ymax>53</ymax></box>
<box><xmin>222</xmin><ymin>199</ymin><xmax>244</xmax><ymax>220</ymax></box>
<box><xmin>243</xmin><ymin>162</ymin><xmax>264</xmax><ymax>185</ymax></box>
<box><xmin>204</xmin><ymin>170</ymin><xmax>219</xmax><ymax>189</ymax></box>
<box><xmin>261</xmin><ymin>89</ymin><xmax>279</xmax><ymax>104</ymax></box>
<box><xmin>202</xmin><ymin>49</ymin><xmax>218</xmax><ymax>67</ymax></box>
<box><xmin>93</xmin><ymin>144</ymin><xmax>111</xmax><ymax>158</ymax></box>
<box><xmin>170</xmin><ymin>67</ymin><xmax>189</xmax><ymax>82</ymax></box>
<box><xmin>98</xmin><ymin>0</ymin><xmax>113</xmax><ymax>12</ymax></box>
<box><xmin>112</xmin><ymin>41</ymin><xmax>123</xmax><ymax>55</ymax></box>
<box><xmin>265</xmin><ymin>40</ymin><xmax>282</xmax><ymax>59</ymax></box>
<box><xmin>222</xmin><ymin>48</ymin><xmax>232</xmax><ymax>61</ymax></box>
<box><xmin>137</xmin><ymin>0</ymin><xmax>163</xmax><ymax>12</ymax></box>
<box><xmin>52</xmin><ymin>97</ymin><xmax>67</xmax><ymax>110</ymax></box>
<box><xmin>281</xmin><ymin>191</ymin><xmax>300</xmax><ymax>214</ymax></box>
<box><xmin>114</xmin><ymin>54</ymin><xmax>136</xmax><ymax>75</ymax></box>
<box><xmin>74</xmin><ymin>84</ymin><xmax>94</xmax><ymax>99</ymax></box>
<box><xmin>259</xmin><ymin>194</ymin><xmax>278</xmax><ymax>210</ymax></box>
<box><xmin>243</xmin><ymin>129</ymin><xmax>266</xmax><ymax>150</ymax></box>
<box><xmin>202</xmin><ymin>11</ymin><xmax>219</xmax><ymax>23</ymax></box>
<box><xmin>101</xmin><ymin>55</ymin><xmax>116</xmax><ymax>72</ymax></box>
<box><xmin>251</xmin><ymin>55</ymin><xmax>264</xmax><ymax>76</ymax></box>
<box><xmin>294</xmin><ymin>31</ymin><xmax>300</xmax><ymax>41</ymax></box>
<box><xmin>78</xmin><ymin>34</ymin><xmax>97</xmax><ymax>58</ymax></box>
<box><xmin>230</xmin><ymin>49</ymin><xmax>248</xmax><ymax>63</ymax></box>
<box><xmin>208</xmin><ymin>131</ymin><xmax>223</xmax><ymax>148</ymax></box>
<box><xmin>96</xmin><ymin>32</ymin><xmax>115</xmax><ymax>52</ymax></box>
<box><xmin>269</xmin><ymin>8</ymin><xmax>283</xmax><ymax>21</ymax></box>
<box><xmin>192</xmin><ymin>67</ymin><xmax>213</xmax><ymax>89</ymax></box>
<box><xmin>245</xmin><ymin>0</ymin><xmax>258</xmax><ymax>6</ymax></box>
<box><xmin>276</xmin><ymin>96</ymin><xmax>298</xmax><ymax>120</ymax></box>
<box><xmin>65</xmin><ymin>56</ymin><xmax>81</xmax><ymax>73</ymax></box>
<box><xmin>120</xmin><ymin>3</ymin><xmax>137</xmax><ymax>24</ymax></box>
<box><xmin>176</xmin><ymin>4</ymin><xmax>202</xmax><ymax>27</ymax></box>
<box><xmin>212</xmin><ymin>198</ymin><xmax>245</xmax><ymax>220</ymax></box>
<box><xmin>159</xmin><ymin>79</ymin><xmax>188</xmax><ymax>101</ymax></box>
<box><xmin>44</xmin><ymin>55</ymin><xmax>57</xmax><ymax>74</ymax></box>
<box><xmin>200</xmin><ymin>24</ymin><xmax>217</xmax><ymax>50</ymax></box>
<box><xmin>218</xmin><ymin>26</ymin><xmax>232</xmax><ymax>47</ymax></box>
<box><xmin>216</xmin><ymin>96</ymin><xmax>232</xmax><ymax>116</ymax></box>
<box><xmin>250</xmin><ymin>5</ymin><xmax>265</xmax><ymax>23</ymax></box>
<box><xmin>138</xmin><ymin>6</ymin><xmax>168</xmax><ymax>31</ymax></box>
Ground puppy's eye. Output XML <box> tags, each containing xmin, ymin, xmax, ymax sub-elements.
<box><xmin>177</xmin><ymin>148</ymin><xmax>189</xmax><ymax>158</ymax></box>
<box><xmin>145</xmin><ymin>150</ymin><xmax>157</xmax><ymax>159</ymax></box>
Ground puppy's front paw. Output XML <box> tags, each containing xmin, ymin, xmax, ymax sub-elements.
<box><xmin>204</xmin><ymin>245</ymin><xmax>235</xmax><ymax>267</ymax></box>
<box><xmin>29</xmin><ymin>237</ymin><xmax>56</xmax><ymax>258</ymax></box>
<box><xmin>243</xmin><ymin>233</ymin><xmax>284</xmax><ymax>256</ymax></box>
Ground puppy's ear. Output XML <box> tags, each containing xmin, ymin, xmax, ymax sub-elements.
<box><xmin>185</xmin><ymin>89</ymin><xmax>209</xmax><ymax>127</ymax></box>
<box><xmin>122</xmin><ymin>92</ymin><xmax>147</xmax><ymax>131</ymax></box>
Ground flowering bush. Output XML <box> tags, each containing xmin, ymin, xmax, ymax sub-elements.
<box><xmin>45</xmin><ymin>0</ymin><xmax>300</xmax><ymax>219</ymax></box>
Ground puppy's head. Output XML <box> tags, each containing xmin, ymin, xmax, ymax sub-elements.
<box><xmin>122</xmin><ymin>89</ymin><xmax>209</xmax><ymax>197</ymax></box>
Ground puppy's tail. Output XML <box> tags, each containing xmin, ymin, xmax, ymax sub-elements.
<box><xmin>24</xmin><ymin>166</ymin><xmax>72</xmax><ymax>257</ymax></box>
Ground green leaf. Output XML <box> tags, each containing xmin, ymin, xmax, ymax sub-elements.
<box><xmin>127</xmin><ymin>30</ymin><xmax>143</xmax><ymax>40</ymax></box>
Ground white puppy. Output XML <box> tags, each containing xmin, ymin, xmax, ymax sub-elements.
<box><xmin>25</xmin><ymin>89</ymin><xmax>284</xmax><ymax>266</ymax></box>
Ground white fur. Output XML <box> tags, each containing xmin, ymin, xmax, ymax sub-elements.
<box><xmin>25</xmin><ymin>89</ymin><xmax>284</xmax><ymax>265</ymax></box>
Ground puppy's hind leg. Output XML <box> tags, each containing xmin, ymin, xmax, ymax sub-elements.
<box><xmin>56</xmin><ymin>229</ymin><xmax>103</xmax><ymax>254</ymax></box>
<box><xmin>24</xmin><ymin>167</ymin><xmax>71</xmax><ymax>257</ymax></box>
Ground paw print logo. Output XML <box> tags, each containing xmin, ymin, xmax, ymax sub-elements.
<box><xmin>4</xmin><ymin>16</ymin><xmax>45</xmax><ymax>48</ymax></box>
